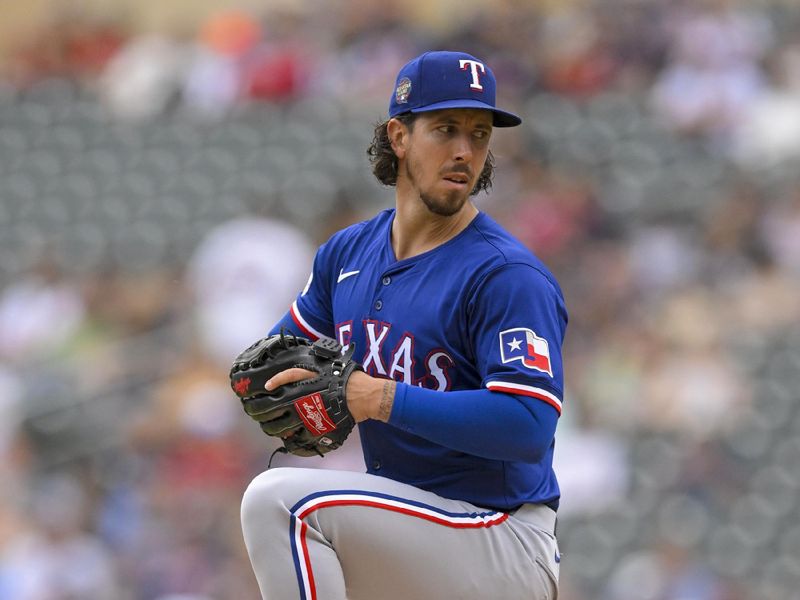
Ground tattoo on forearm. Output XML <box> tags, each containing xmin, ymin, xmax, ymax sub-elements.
<box><xmin>379</xmin><ymin>381</ymin><xmax>395</xmax><ymax>422</ymax></box>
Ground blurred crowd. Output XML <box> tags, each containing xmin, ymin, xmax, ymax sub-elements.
<box><xmin>1</xmin><ymin>0</ymin><xmax>800</xmax><ymax>599</ymax></box>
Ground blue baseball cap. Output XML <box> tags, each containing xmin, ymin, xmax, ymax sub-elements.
<box><xmin>389</xmin><ymin>51</ymin><xmax>521</xmax><ymax>127</ymax></box>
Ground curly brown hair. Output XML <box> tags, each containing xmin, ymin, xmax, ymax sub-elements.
<box><xmin>366</xmin><ymin>113</ymin><xmax>495</xmax><ymax>196</ymax></box>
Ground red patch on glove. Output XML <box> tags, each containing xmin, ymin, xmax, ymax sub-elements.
<box><xmin>294</xmin><ymin>392</ymin><xmax>336</xmax><ymax>435</ymax></box>
<box><xmin>233</xmin><ymin>377</ymin><xmax>251</xmax><ymax>395</ymax></box>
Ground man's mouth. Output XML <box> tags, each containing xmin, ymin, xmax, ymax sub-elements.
<box><xmin>443</xmin><ymin>173</ymin><xmax>470</xmax><ymax>185</ymax></box>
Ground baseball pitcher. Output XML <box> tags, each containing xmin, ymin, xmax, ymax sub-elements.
<box><xmin>231</xmin><ymin>50</ymin><xmax>567</xmax><ymax>600</ymax></box>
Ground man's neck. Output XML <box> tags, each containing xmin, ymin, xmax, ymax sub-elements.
<box><xmin>391</xmin><ymin>196</ymin><xmax>478</xmax><ymax>261</ymax></box>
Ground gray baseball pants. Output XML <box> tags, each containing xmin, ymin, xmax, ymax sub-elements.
<box><xmin>241</xmin><ymin>467</ymin><xmax>560</xmax><ymax>600</ymax></box>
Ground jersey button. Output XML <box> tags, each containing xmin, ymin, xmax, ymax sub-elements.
<box><xmin>374</xmin><ymin>300</ymin><xmax>383</xmax><ymax>310</ymax></box>
<box><xmin>382</xmin><ymin>276</ymin><xmax>391</xmax><ymax>286</ymax></box>
<box><xmin>372</xmin><ymin>460</ymin><xmax>381</xmax><ymax>470</ymax></box>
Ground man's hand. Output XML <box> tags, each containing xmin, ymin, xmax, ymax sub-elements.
<box><xmin>265</xmin><ymin>368</ymin><xmax>317</xmax><ymax>391</ymax></box>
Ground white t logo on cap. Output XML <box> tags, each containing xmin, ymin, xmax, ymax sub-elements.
<box><xmin>459</xmin><ymin>59</ymin><xmax>486</xmax><ymax>91</ymax></box>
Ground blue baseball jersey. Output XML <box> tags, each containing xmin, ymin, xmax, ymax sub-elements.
<box><xmin>285</xmin><ymin>209</ymin><xmax>567</xmax><ymax>511</ymax></box>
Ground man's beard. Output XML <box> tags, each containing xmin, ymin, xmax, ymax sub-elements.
<box><xmin>405</xmin><ymin>160</ymin><xmax>470</xmax><ymax>217</ymax></box>
<box><xmin>420</xmin><ymin>191</ymin><xmax>466</xmax><ymax>216</ymax></box>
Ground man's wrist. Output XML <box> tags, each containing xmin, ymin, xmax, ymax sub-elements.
<box><xmin>376</xmin><ymin>380</ymin><xmax>396</xmax><ymax>423</ymax></box>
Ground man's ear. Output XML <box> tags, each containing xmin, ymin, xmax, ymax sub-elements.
<box><xmin>387</xmin><ymin>118</ymin><xmax>408</xmax><ymax>159</ymax></box>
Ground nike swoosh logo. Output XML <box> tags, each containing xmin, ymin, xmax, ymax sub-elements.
<box><xmin>337</xmin><ymin>269</ymin><xmax>360</xmax><ymax>283</ymax></box>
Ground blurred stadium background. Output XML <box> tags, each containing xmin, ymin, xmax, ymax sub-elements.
<box><xmin>1</xmin><ymin>0</ymin><xmax>799</xmax><ymax>598</ymax></box>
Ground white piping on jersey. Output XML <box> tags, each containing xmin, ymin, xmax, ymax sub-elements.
<box><xmin>337</xmin><ymin>268</ymin><xmax>360</xmax><ymax>283</ymax></box>
<box><xmin>486</xmin><ymin>381</ymin><xmax>562</xmax><ymax>414</ymax></box>
<box><xmin>290</xmin><ymin>301</ymin><xmax>324</xmax><ymax>340</ymax></box>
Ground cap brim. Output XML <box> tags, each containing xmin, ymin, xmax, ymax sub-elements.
<box><xmin>409</xmin><ymin>98</ymin><xmax>522</xmax><ymax>127</ymax></box>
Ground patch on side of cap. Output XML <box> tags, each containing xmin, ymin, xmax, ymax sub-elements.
<box><xmin>395</xmin><ymin>77</ymin><xmax>412</xmax><ymax>104</ymax></box>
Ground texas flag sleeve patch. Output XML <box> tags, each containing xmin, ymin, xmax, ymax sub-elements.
<box><xmin>499</xmin><ymin>328</ymin><xmax>553</xmax><ymax>377</ymax></box>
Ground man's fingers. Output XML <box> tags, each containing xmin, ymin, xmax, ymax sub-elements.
<box><xmin>265</xmin><ymin>368</ymin><xmax>317</xmax><ymax>391</ymax></box>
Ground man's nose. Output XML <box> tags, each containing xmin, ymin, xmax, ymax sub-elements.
<box><xmin>452</xmin><ymin>134</ymin><xmax>474</xmax><ymax>162</ymax></box>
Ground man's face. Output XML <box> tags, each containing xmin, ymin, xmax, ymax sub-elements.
<box><xmin>399</xmin><ymin>109</ymin><xmax>493</xmax><ymax>217</ymax></box>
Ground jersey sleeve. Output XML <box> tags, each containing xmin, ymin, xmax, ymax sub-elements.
<box><xmin>468</xmin><ymin>263</ymin><xmax>568</xmax><ymax>414</ymax></box>
<box><xmin>288</xmin><ymin>239</ymin><xmax>336</xmax><ymax>340</ymax></box>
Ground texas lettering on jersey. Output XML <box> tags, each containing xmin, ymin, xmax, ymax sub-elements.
<box><xmin>335</xmin><ymin>320</ymin><xmax>455</xmax><ymax>391</ymax></box>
